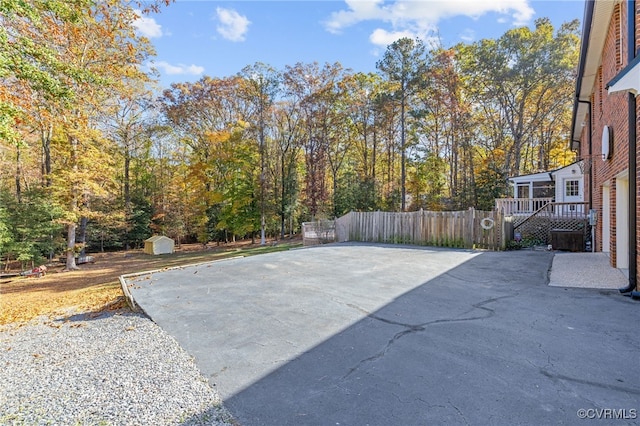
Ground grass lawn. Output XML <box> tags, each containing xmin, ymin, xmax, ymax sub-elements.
<box><xmin>0</xmin><ymin>239</ymin><xmax>302</xmax><ymax>325</ymax></box>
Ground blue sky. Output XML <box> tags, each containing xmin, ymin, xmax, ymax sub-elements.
<box><xmin>134</xmin><ymin>0</ymin><xmax>586</xmax><ymax>88</ymax></box>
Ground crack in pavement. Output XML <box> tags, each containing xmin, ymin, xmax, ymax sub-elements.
<box><xmin>441</xmin><ymin>270</ymin><xmax>496</xmax><ymax>285</ymax></box>
<box><xmin>342</xmin><ymin>294</ymin><xmax>517</xmax><ymax>380</ymax></box>
<box><xmin>539</xmin><ymin>369</ymin><xmax>640</xmax><ymax>396</ymax></box>
<box><xmin>449</xmin><ymin>400</ymin><xmax>470</xmax><ymax>425</ymax></box>
<box><xmin>341</xmin><ymin>327</ymin><xmax>422</xmax><ymax>380</ymax></box>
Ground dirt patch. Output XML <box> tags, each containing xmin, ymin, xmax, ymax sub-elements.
<box><xmin>0</xmin><ymin>239</ymin><xmax>302</xmax><ymax>325</ymax></box>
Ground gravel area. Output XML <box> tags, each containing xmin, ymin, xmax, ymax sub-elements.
<box><xmin>0</xmin><ymin>310</ymin><xmax>236</xmax><ymax>426</ymax></box>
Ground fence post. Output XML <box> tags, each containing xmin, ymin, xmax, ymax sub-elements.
<box><xmin>465</xmin><ymin>207</ymin><xmax>475</xmax><ymax>249</ymax></box>
<box><xmin>499</xmin><ymin>210</ymin><xmax>507</xmax><ymax>250</ymax></box>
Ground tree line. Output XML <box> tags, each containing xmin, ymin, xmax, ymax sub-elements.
<box><xmin>0</xmin><ymin>0</ymin><xmax>579</xmax><ymax>269</ymax></box>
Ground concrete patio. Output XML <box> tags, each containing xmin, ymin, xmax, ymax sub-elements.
<box><xmin>549</xmin><ymin>251</ymin><xmax>629</xmax><ymax>289</ymax></box>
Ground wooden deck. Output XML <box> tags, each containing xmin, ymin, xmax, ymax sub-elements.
<box><xmin>497</xmin><ymin>199</ymin><xmax>588</xmax><ymax>225</ymax></box>
<box><xmin>495</xmin><ymin>198</ymin><xmax>553</xmax><ymax>215</ymax></box>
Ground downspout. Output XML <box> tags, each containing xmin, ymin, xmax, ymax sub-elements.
<box><xmin>570</xmin><ymin>1</ymin><xmax>594</xmax><ymax>143</ymax></box>
<box><xmin>621</xmin><ymin>0</ymin><xmax>638</xmax><ymax>294</ymax></box>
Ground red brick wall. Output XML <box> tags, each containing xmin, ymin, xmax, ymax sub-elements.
<box><xmin>586</xmin><ymin>2</ymin><xmax>631</xmax><ymax>269</ymax></box>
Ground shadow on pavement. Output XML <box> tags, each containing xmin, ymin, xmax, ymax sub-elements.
<box><xmin>221</xmin><ymin>250</ymin><xmax>640</xmax><ymax>425</ymax></box>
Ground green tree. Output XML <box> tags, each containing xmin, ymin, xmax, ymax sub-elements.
<box><xmin>0</xmin><ymin>189</ymin><xmax>64</xmax><ymax>267</ymax></box>
<box><xmin>104</xmin><ymin>82</ymin><xmax>157</xmax><ymax>249</ymax></box>
<box><xmin>46</xmin><ymin>1</ymin><xmax>159</xmax><ymax>270</ymax></box>
<box><xmin>458</xmin><ymin>18</ymin><xmax>580</xmax><ymax>177</ymax></box>
<box><xmin>214</xmin><ymin>128</ymin><xmax>260</xmax><ymax>241</ymax></box>
<box><xmin>376</xmin><ymin>38</ymin><xmax>427</xmax><ymax>211</ymax></box>
<box><xmin>238</xmin><ymin>62</ymin><xmax>281</xmax><ymax>244</ymax></box>
<box><xmin>283</xmin><ymin>62</ymin><xmax>346</xmax><ymax>219</ymax></box>
<box><xmin>474</xmin><ymin>163</ymin><xmax>507</xmax><ymax>211</ymax></box>
<box><xmin>0</xmin><ymin>0</ymin><xmax>91</xmax><ymax>147</ymax></box>
<box><xmin>340</xmin><ymin>72</ymin><xmax>385</xmax><ymax>210</ymax></box>
<box><xmin>414</xmin><ymin>47</ymin><xmax>475</xmax><ymax>209</ymax></box>
<box><xmin>159</xmin><ymin>76</ymin><xmax>252</xmax><ymax>242</ymax></box>
<box><xmin>269</xmin><ymin>100</ymin><xmax>303</xmax><ymax>239</ymax></box>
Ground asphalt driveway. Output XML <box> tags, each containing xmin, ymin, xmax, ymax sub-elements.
<box><xmin>126</xmin><ymin>243</ymin><xmax>640</xmax><ymax>425</ymax></box>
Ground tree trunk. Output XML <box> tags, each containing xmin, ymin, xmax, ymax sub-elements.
<box><xmin>124</xmin><ymin>152</ymin><xmax>131</xmax><ymax>250</ymax></box>
<box><xmin>64</xmin><ymin>222</ymin><xmax>79</xmax><ymax>271</ymax></box>
<box><xmin>65</xmin><ymin>130</ymin><xmax>80</xmax><ymax>271</ymax></box>
<box><xmin>332</xmin><ymin>170</ymin><xmax>339</xmax><ymax>218</ymax></box>
<box><xmin>78</xmin><ymin>216</ymin><xmax>88</xmax><ymax>257</ymax></box>
<box><xmin>289</xmin><ymin>209</ymin><xmax>294</xmax><ymax>238</ymax></box>
<box><xmin>15</xmin><ymin>144</ymin><xmax>22</xmax><ymax>203</ymax></box>
<box><xmin>372</xmin><ymin>123</ymin><xmax>377</xmax><ymax>202</ymax></box>
<box><xmin>400</xmin><ymin>92</ymin><xmax>406</xmax><ymax>212</ymax></box>
<box><xmin>280</xmin><ymin>153</ymin><xmax>286</xmax><ymax>240</ymax></box>
<box><xmin>41</xmin><ymin>122</ymin><xmax>52</xmax><ymax>187</ymax></box>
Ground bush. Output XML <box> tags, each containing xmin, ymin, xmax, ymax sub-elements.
<box><xmin>506</xmin><ymin>236</ymin><xmax>545</xmax><ymax>250</ymax></box>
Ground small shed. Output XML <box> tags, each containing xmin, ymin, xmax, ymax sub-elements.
<box><xmin>144</xmin><ymin>235</ymin><xmax>175</xmax><ymax>255</ymax></box>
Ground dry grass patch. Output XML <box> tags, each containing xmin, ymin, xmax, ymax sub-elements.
<box><xmin>0</xmin><ymin>239</ymin><xmax>302</xmax><ymax>325</ymax></box>
<box><xmin>0</xmin><ymin>280</ymin><xmax>124</xmax><ymax>326</ymax></box>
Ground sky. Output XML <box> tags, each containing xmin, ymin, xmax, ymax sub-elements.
<box><xmin>134</xmin><ymin>0</ymin><xmax>586</xmax><ymax>88</ymax></box>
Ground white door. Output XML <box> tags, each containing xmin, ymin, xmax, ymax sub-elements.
<box><xmin>602</xmin><ymin>183</ymin><xmax>610</xmax><ymax>253</ymax></box>
<box><xmin>616</xmin><ymin>175</ymin><xmax>629</xmax><ymax>270</ymax></box>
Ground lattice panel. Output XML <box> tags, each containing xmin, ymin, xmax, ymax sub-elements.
<box><xmin>512</xmin><ymin>215</ymin><xmax>529</xmax><ymax>228</ymax></box>
<box><xmin>517</xmin><ymin>217</ymin><xmax>588</xmax><ymax>244</ymax></box>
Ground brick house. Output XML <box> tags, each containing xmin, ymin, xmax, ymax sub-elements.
<box><xmin>571</xmin><ymin>0</ymin><xmax>639</xmax><ymax>295</ymax></box>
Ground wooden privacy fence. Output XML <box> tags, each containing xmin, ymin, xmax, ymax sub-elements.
<box><xmin>303</xmin><ymin>209</ymin><xmax>505</xmax><ymax>250</ymax></box>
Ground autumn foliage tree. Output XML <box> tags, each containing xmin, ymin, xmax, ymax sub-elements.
<box><xmin>0</xmin><ymin>0</ymin><xmax>167</xmax><ymax>269</ymax></box>
<box><xmin>376</xmin><ymin>38</ymin><xmax>427</xmax><ymax>211</ymax></box>
<box><xmin>0</xmin><ymin>6</ymin><xmax>580</xmax><ymax>266</ymax></box>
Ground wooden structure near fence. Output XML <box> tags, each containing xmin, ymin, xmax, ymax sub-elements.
<box><xmin>495</xmin><ymin>197</ymin><xmax>553</xmax><ymax>215</ymax></box>
<box><xmin>303</xmin><ymin>208</ymin><xmax>505</xmax><ymax>250</ymax></box>
<box><xmin>301</xmin><ymin>220</ymin><xmax>336</xmax><ymax>246</ymax></box>
<box><xmin>513</xmin><ymin>202</ymin><xmax>589</xmax><ymax>246</ymax></box>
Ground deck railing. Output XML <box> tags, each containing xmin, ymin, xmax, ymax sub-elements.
<box><xmin>495</xmin><ymin>198</ymin><xmax>553</xmax><ymax>215</ymax></box>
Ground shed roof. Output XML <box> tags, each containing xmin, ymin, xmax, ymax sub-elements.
<box><xmin>145</xmin><ymin>235</ymin><xmax>173</xmax><ymax>243</ymax></box>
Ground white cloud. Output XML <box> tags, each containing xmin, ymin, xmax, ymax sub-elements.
<box><xmin>325</xmin><ymin>0</ymin><xmax>386</xmax><ymax>34</ymax></box>
<box><xmin>325</xmin><ymin>0</ymin><xmax>535</xmax><ymax>44</ymax></box>
<box><xmin>369</xmin><ymin>28</ymin><xmax>420</xmax><ymax>47</ymax></box>
<box><xmin>132</xmin><ymin>9</ymin><xmax>163</xmax><ymax>38</ymax></box>
<box><xmin>153</xmin><ymin>61</ymin><xmax>205</xmax><ymax>76</ymax></box>
<box><xmin>215</xmin><ymin>7</ymin><xmax>251</xmax><ymax>42</ymax></box>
